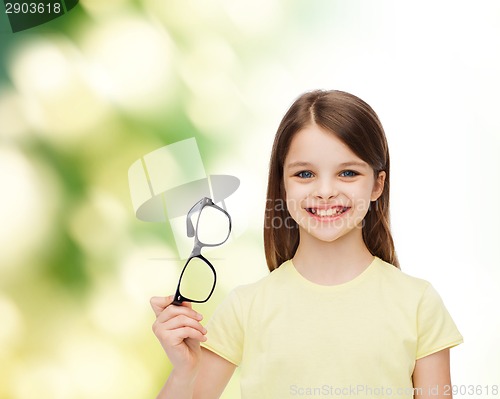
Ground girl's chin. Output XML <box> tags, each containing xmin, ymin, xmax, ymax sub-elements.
<box><xmin>296</xmin><ymin>220</ymin><xmax>364</xmax><ymax>243</ymax></box>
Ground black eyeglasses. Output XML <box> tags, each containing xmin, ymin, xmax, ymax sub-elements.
<box><xmin>172</xmin><ymin>197</ymin><xmax>232</xmax><ymax>306</ymax></box>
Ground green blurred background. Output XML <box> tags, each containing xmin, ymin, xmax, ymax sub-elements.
<box><xmin>1</xmin><ymin>1</ymin><xmax>499</xmax><ymax>398</ymax></box>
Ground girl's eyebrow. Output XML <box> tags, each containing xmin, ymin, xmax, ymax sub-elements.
<box><xmin>285</xmin><ymin>161</ymin><xmax>313</xmax><ymax>169</ymax></box>
<box><xmin>338</xmin><ymin>161</ymin><xmax>369</xmax><ymax>169</ymax></box>
<box><xmin>285</xmin><ymin>160</ymin><xmax>369</xmax><ymax>169</ymax></box>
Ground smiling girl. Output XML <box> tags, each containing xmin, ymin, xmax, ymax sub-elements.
<box><xmin>151</xmin><ymin>90</ymin><xmax>463</xmax><ymax>399</ymax></box>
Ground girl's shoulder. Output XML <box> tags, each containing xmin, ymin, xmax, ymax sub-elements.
<box><xmin>225</xmin><ymin>260</ymin><xmax>294</xmax><ymax>304</ymax></box>
<box><xmin>374</xmin><ymin>257</ymin><xmax>438</xmax><ymax>299</ymax></box>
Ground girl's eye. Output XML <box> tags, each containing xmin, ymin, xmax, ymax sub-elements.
<box><xmin>339</xmin><ymin>170</ymin><xmax>358</xmax><ymax>178</ymax></box>
<box><xmin>296</xmin><ymin>170</ymin><xmax>314</xmax><ymax>179</ymax></box>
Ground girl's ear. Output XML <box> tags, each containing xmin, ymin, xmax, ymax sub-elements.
<box><xmin>371</xmin><ymin>171</ymin><xmax>386</xmax><ymax>201</ymax></box>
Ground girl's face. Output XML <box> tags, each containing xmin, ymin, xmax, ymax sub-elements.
<box><xmin>283</xmin><ymin>124</ymin><xmax>385</xmax><ymax>244</ymax></box>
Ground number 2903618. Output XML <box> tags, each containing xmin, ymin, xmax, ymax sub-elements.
<box><xmin>5</xmin><ymin>2</ymin><xmax>62</xmax><ymax>14</ymax></box>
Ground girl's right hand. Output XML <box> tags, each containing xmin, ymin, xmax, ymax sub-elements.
<box><xmin>150</xmin><ymin>295</ymin><xmax>208</xmax><ymax>377</ymax></box>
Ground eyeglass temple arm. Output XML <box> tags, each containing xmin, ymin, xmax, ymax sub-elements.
<box><xmin>186</xmin><ymin>219</ymin><xmax>195</xmax><ymax>238</ymax></box>
<box><xmin>186</xmin><ymin>199</ymin><xmax>205</xmax><ymax>238</ymax></box>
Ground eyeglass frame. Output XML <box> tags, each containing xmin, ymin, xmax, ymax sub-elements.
<box><xmin>172</xmin><ymin>197</ymin><xmax>232</xmax><ymax>306</ymax></box>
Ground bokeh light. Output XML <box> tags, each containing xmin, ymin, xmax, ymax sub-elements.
<box><xmin>0</xmin><ymin>295</ymin><xmax>24</xmax><ymax>358</ymax></box>
<box><xmin>0</xmin><ymin>87</ymin><xmax>29</xmax><ymax>139</ymax></box>
<box><xmin>0</xmin><ymin>146</ymin><xmax>59</xmax><ymax>277</ymax></box>
<box><xmin>8</xmin><ymin>36</ymin><xmax>109</xmax><ymax>145</ymax></box>
<box><xmin>81</xmin><ymin>13</ymin><xmax>174</xmax><ymax>115</ymax></box>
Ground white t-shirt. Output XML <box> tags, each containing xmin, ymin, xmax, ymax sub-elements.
<box><xmin>201</xmin><ymin>257</ymin><xmax>463</xmax><ymax>399</ymax></box>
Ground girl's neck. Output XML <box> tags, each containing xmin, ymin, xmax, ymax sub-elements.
<box><xmin>291</xmin><ymin>227</ymin><xmax>374</xmax><ymax>286</ymax></box>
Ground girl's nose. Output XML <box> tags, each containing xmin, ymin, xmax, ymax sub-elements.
<box><xmin>313</xmin><ymin>178</ymin><xmax>339</xmax><ymax>199</ymax></box>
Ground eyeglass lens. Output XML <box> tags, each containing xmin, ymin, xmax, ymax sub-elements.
<box><xmin>191</xmin><ymin>205</ymin><xmax>231</xmax><ymax>246</ymax></box>
<box><xmin>178</xmin><ymin>257</ymin><xmax>216</xmax><ymax>303</ymax></box>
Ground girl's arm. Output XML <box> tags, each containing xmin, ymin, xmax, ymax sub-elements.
<box><xmin>156</xmin><ymin>348</ymin><xmax>236</xmax><ymax>399</ymax></box>
<box><xmin>157</xmin><ymin>348</ymin><xmax>236</xmax><ymax>399</ymax></box>
<box><xmin>151</xmin><ymin>296</ymin><xmax>236</xmax><ymax>399</ymax></box>
<box><xmin>412</xmin><ymin>348</ymin><xmax>452</xmax><ymax>399</ymax></box>
<box><xmin>193</xmin><ymin>348</ymin><xmax>236</xmax><ymax>398</ymax></box>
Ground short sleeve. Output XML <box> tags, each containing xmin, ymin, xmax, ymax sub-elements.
<box><xmin>200</xmin><ymin>289</ymin><xmax>244</xmax><ymax>366</ymax></box>
<box><xmin>416</xmin><ymin>283</ymin><xmax>464</xmax><ymax>359</ymax></box>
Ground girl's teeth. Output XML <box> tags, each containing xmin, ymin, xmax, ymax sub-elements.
<box><xmin>311</xmin><ymin>207</ymin><xmax>347</xmax><ymax>217</ymax></box>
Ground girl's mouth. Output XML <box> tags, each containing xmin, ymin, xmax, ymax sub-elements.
<box><xmin>306</xmin><ymin>206</ymin><xmax>350</xmax><ymax>218</ymax></box>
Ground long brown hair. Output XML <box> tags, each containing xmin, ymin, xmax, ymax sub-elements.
<box><xmin>263</xmin><ymin>90</ymin><xmax>399</xmax><ymax>271</ymax></box>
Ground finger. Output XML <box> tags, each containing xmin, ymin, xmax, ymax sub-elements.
<box><xmin>157</xmin><ymin>304</ymin><xmax>203</xmax><ymax>324</ymax></box>
<box><xmin>160</xmin><ymin>326</ymin><xmax>208</xmax><ymax>346</ymax></box>
<box><xmin>160</xmin><ymin>314</ymin><xmax>207</xmax><ymax>335</ymax></box>
<box><xmin>169</xmin><ymin>297</ymin><xmax>194</xmax><ymax>309</ymax></box>
<box><xmin>150</xmin><ymin>295</ymin><xmax>174</xmax><ymax>316</ymax></box>
<box><xmin>180</xmin><ymin>300</ymin><xmax>193</xmax><ymax>309</ymax></box>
